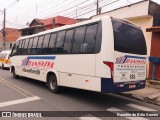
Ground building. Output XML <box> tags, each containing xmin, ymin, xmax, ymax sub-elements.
<box><xmin>146</xmin><ymin>26</ymin><xmax>160</xmax><ymax>80</ymax></box>
<box><xmin>92</xmin><ymin>0</ymin><xmax>160</xmax><ymax>79</ymax></box>
<box><xmin>92</xmin><ymin>0</ymin><xmax>160</xmax><ymax>56</ymax></box>
<box><xmin>0</xmin><ymin>28</ymin><xmax>20</xmax><ymax>50</ymax></box>
<box><xmin>20</xmin><ymin>16</ymin><xmax>77</xmax><ymax>36</ymax></box>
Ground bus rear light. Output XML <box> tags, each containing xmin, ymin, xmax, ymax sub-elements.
<box><xmin>116</xmin><ymin>84</ymin><xmax>124</xmax><ymax>88</ymax></box>
<box><xmin>141</xmin><ymin>82</ymin><xmax>145</xmax><ymax>85</ymax></box>
<box><xmin>103</xmin><ymin>61</ymin><xmax>114</xmax><ymax>79</ymax></box>
<box><xmin>103</xmin><ymin>62</ymin><xmax>114</xmax><ymax>71</ymax></box>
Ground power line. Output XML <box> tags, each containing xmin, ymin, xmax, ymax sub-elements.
<box><xmin>47</xmin><ymin>0</ymin><xmax>120</xmax><ymax>25</ymax></box>
<box><xmin>20</xmin><ymin>0</ymin><xmax>72</xmax><ymax>23</ymax></box>
<box><xmin>39</xmin><ymin>0</ymin><xmax>92</xmax><ymax>19</ymax></box>
<box><xmin>42</xmin><ymin>0</ymin><xmax>107</xmax><ymax>19</ymax></box>
<box><xmin>6</xmin><ymin>0</ymin><xmax>124</xmax><ymax>29</ymax></box>
<box><xmin>6</xmin><ymin>0</ymin><xmax>20</xmax><ymax>10</ymax></box>
<box><xmin>6</xmin><ymin>21</ymin><xmax>27</xmax><ymax>27</ymax></box>
<box><xmin>35</xmin><ymin>0</ymin><xmax>110</xmax><ymax>19</ymax></box>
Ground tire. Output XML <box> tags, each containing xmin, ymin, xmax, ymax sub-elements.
<box><xmin>12</xmin><ymin>67</ymin><xmax>19</xmax><ymax>79</ymax></box>
<box><xmin>48</xmin><ymin>74</ymin><xmax>60</xmax><ymax>93</ymax></box>
<box><xmin>2</xmin><ymin>64</ymin><xmax>4</xmax><ymax>70</ymax></box>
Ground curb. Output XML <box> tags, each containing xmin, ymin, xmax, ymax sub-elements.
<box><xmin>147</xmin><ymin>80</ymin><xmax>160</xmax><ymax>85</ymax></box>
<box><xmin>146</xmin><ymin>80</ymin><xmax>160</xmax><ymax>89</ymax></box>
<box><xmin>116</xmin><ymin>92</ymin><xmax>160</xmax><ymax>106</ymax></box>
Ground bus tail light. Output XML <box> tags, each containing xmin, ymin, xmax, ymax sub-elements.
<box><xmin>103</xmin><ymin>61</ymin><xmax>114</xmax><ymax>79</ymax></box>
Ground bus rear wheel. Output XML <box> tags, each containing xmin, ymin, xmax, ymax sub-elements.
<box><xmin>12</xmin><ymin>67</ymin><xmax>19</xmax><ymax>79</ymax></box>
<box><xmin>48</xmin><ymin>74</ymin><xmax>60</xmax><ymax>93</ymax></box>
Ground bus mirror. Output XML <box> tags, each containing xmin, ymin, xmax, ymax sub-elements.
<box><xmin>9</xmin><ymin>54</ymin><xmax>12</xmax><ymax>57</ymax></box>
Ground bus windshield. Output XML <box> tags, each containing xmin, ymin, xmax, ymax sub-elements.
<box><xmin>112</xmin><ymin>18</ymin><xmax>147</xmax><ymax>55</ymax></box>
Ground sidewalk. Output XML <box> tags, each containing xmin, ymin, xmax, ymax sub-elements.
<box><xmin>121</xmin><ymin>80</ymin><xmax>160</xmax><ymax>106</ymax></box>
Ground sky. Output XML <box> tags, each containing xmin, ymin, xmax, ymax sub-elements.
<box><xmin>0</xmin><ymin>0</ymin><xmax>160</xmax><ymax>29</ymax></box>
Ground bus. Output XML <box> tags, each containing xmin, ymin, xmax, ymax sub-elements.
<box><xmin>0</xmin><ymin>50</ymin><xmax>11</xmax><ymax>69</ymax></box>
<box><xmin>10</xmin><ymin>16</ymin><xmax>147</xmax><ymax>93</ymax></box>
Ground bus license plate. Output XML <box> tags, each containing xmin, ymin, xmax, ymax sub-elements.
<box><xmin>129</xmin><ymin>84</ymin><xmax>136</xmax><ymax>89</ymax></box>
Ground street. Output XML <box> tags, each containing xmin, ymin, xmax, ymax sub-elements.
<box><xmin>0</xmin><ymin>69</ymin><xmax>160</xmax><ymax>120</ymax></box>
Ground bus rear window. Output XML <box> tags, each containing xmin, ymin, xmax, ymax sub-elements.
<box><xmin>111</xmin><ymin>18</ymin><xmax>147</xmax><ymax>55</ymax></box>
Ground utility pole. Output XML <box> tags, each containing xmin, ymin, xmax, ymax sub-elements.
<box><xmin>96</xmin><ymin>0</ymin><xmax>99</xmax><ymax>15</ymax></box>
<box><xmin>2</xmin><ymin>8</ymin><xmax>6</xmax><ymax>50</ymax></box>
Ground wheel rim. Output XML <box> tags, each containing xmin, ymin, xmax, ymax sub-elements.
<box><xmin>13</xmin><ymin>69</ymin><xmax>15</xmax><ymax>77</ymax></box>
<box><xmin>50</xmin><ymin>78</ymin><xmax>56</xmax><ymax>90</ymax></box>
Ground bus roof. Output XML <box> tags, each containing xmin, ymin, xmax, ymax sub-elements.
<box><xmin>17</xmin><ymin>16</ymin><xmax>108</xmax><ymax>41</ymax></box>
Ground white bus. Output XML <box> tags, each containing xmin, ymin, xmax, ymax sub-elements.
<box><xmin>0</xmin><ymin>50</ymin><xmax>11</xmax><ymax>69</ymax></box>
<box><xmin>10</xmin><ymin>16</ymin><xmax>147</xmax><ymax>93</ymax></box>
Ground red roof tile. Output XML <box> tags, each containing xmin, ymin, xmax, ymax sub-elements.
<box><xmin>40</xmin><ymin>16</ymin><xmax>77</xmax><ymax>26</ymax></box>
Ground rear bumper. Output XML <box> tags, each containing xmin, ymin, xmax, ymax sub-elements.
<box><xmin>101</xmin><ymin>78</ymin><xmax>146</xmax><ymax>93</ymax></box>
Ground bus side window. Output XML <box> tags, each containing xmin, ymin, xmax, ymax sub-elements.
<box><xmin>48</xmin><ymin>33</ymin><xmax>57</xmax><ymax>54</ymax></box>
<box><xmin>72</xmin><ymin>26</ymin><xmax>86</xmax><ymax>53</ymax></box>
<box><xmin>42</xmin><ymin>34</ymin><xmax>50</xmax><ymax>54</ymax></box>
<box><xmin>82</xmin><ymin>24</ymin><xmax>98</xmax><ymax>53</ymax></box>
<box><xmin>17</xmin><ymin>40</ymin><xmax>22</xmax><ymax>55</ymax></box>
<box><xmin>95</xmin><ymin>21</ymin><xmax>102</xmax><ymax>53</ymax></box>
<box><xmin>11</xmin><ymin>43</ymin><xmax>19</xmax><ymax>56</ymax></box>
<box><xmin>63</xmin><ymin>29</ymin><xmax>74</xmax><ymax>54</ymax></box>
<box><xmin>23</xmin><ymin>39</ymin><xmax>29</xmax><ymax>55</ymax></box>
<box><xmin>20</xmin><ymin>40</ymin><xmax>25</xmax><ymax>55</ymax></box>
<box><xmin>31</xmin><ymin>37</ymin><xmax>38</xmax><ymax>55</ymax></box>
<box><xmin>55</xmin><ymin>31</ymin><xmax>66</xmax><ymax>54</ymax></box>
<box><xmin>27</xmin><ymin>38</ymin><xmax>33</xmax><ymax>54</ymax></box>
<box><xmin>37</xmin><ymin>36</ymin><xmax>44</xmax><ymax>54</ymax></box>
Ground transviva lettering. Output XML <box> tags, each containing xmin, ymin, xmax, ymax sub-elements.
<box><xmin>125</xmin><ymin>59</ymin><xmax>146</xmax><ymax>64</ymax></box>
<box><xmin>27</xmin><ymin>60</ymin><xmax>54</xmax><ymax>68</ymax></box>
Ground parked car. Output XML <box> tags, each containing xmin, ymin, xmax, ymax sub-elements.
<box><xmin>0</xmin><ymin>50</ymin><xmax>11</xmax><ymax>69</ymax></box>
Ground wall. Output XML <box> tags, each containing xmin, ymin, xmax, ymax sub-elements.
<box><xmin>149</xmin><ymin>32</ymin><xmax>160</xmax><ymax>80</ymax></box>
<box><xmin>0</xmin><ymin>28</ymin><xmax>20</xmax><ymax>50</ymax></box>
<box><xmin>92</xmin><ymin>0</ymin><xmax>149</xmax><ymax>19</ymax></box>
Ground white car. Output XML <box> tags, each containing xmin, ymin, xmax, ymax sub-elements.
<box><xmin>0</xmin><ymin>50</ymin><xmax>11</xmax><ymax>69</ymax></box>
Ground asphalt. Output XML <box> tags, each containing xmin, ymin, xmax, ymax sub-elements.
<box><xmin>0</xmin><ymin>69</ymin><xmax>160</xmax><ymax>120</ymax></box>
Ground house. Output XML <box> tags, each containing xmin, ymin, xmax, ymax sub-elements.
<box><xmin>146</xmin><ymin>26</ymin><xmax>160</xmax><ymax>80</ymax></box>
<box><xmin>20</xmin><ymin>16</ymin><xmax>77</xmax><ymax>36</ymax></box>
<box><xmin>0</xmin><ymin>28</ymin><xmax>20</xmax><ymax>50</ymax></box>
<box><xmin>92</xmin><ymin>0</ymin><xmax>160</xmax><ymax>79</ymax></box>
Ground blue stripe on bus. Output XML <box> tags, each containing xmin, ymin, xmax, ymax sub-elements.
<box><xmin>125</xmin><ymin>55</ymin><xmax>146</xmax><ymax>59</ymax></box>
<box><xmin>101</xmin><ymin>78</ymin><xmax>146</xmax><ymax>93</ymax></box>
<box><xmin>28</xmin><ymin>56</ymin><xmax>56</xmax><ymax>60</ymax></box>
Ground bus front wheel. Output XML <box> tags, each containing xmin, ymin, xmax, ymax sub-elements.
<box><xmin>48</xmin><ymin>74</ymin><xmax>60</xmax><ymax>93</ymax></box>
<box><xmin>12</xmin><ymin>67</ymin><xmax>19</xmax><ymax>79</ymax></box>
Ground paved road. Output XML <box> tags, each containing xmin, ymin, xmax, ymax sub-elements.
<box><xmin>0</xmin><ymin>69</ymin><xmax>159</xmax><ymax>120</ymax></box>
